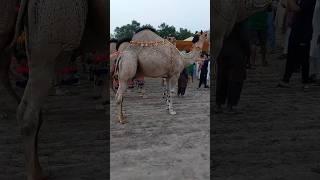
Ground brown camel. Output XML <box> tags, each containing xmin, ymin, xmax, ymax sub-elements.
<box><xmin>1</xmin><ymin>0</ymin><xmax>106</xmax><ymax>179</ymax></box>
<box><xmin>114</xmin><ymin>27</ymin><xmax>207</xmax><ymax>123</ymax></box>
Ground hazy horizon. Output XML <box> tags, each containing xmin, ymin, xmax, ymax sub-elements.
<box><xmin>110</xmin><ymin>0</ymin><xmax>210</xmax><ymax>34</ymax></box>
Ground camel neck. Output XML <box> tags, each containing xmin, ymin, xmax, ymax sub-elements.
<box><xmin>180</xmin><ymin>50</ymin><xmax>201</xmax><ymax>67</ymax></box>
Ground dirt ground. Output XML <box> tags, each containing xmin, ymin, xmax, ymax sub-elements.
<box><xmin>0</xmin><ymin>78</ymin><xmax>108</xmax><ymax>179</ymax></box>
<box><xmin>212</xmin><ymin>48</ymin><xmax>320</xmax><ymax>180</ymax></box>
<box><xmin>110</xmin><ymin>78</ymin><xmax>210</xmax><ymax>180</ymax></box>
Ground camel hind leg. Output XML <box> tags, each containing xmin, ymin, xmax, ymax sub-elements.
<box><xmin>115</xmin><ymin>52</ymin><xmax>138</xmax><ymax>123</ymax></box>
<box><xmin>17</xmin><ymin>43</ymin><xmax>63</xmax><ymax>180</ymax></box>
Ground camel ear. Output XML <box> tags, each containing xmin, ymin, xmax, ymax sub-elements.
<box><xmin>200</xmin><ymin>30</ymin><xmax>203</xmax><ymax>35</ymax></box>
<box><xmin>195</xmin><ymin>31</ymin><xmax>198</xmax><ymax>34</ymax></box>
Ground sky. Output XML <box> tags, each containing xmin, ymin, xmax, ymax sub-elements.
<box><xmin>110</xmin><ymin>0</ymin><xmax>210</xmax><ymax>34</ymax></box>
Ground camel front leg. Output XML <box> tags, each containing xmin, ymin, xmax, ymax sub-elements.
<box><xmin>162</xmin><ymin>83</ymin><xmax>167</xmax><ymax>103</ymax></box>
<box><xmin>137</xmin><ymin>81</ymin><xmax>146</xmax><ymax>98</ymax></box>
<box><xmin>166</xmin><ymin>78</ymin><xmax>177</xmax><ymax>115</ymax></box>
<box><xmin>115</xmin><ymin>80</ymin><xmax>127</xmax><ymax>124</ymax></box>
<box><xmin>165</xmin><ymin>78</ymin><xmax>170</xmax><ymax>110</ymax></box>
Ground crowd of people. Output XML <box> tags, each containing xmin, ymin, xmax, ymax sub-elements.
<box><xmin>177</xmin><ymin>51</ymin><xmax>211</xmax><ymax>97</ymax></box>
<box><xmin>11</xmin><ymin>32</ymin><xmax>109</xmax><ymax>97</ymax></box>
<box><xmin>215</xmin><ymin>0</ymin><xmax>320</xmax><ymax>114</ymax></box>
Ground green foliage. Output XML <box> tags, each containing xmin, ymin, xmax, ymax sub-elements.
<box><xmin>114</xmin><ymin>20</ymin><xmax>140</xmax><ymax>39</ymax></box>
<box><xmin>157</xmin><ymin>23</ymin><xmax>176</xmax><ymax>38</ymax></box>
<box><xmin>141</xmin><ymin>24</ymin><xmax>156</xmax><ymax>29</ymax></box>
<box><xmin>113</xmin><ymin>20</ymin><xmax>196</xmax><ymax>40</ymax></box>
<box><xmin>176</xmin><ymin>28</ymin><xmax>194</xmax><ymax>40</ymax></box>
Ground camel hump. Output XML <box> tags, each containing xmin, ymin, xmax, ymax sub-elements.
<box><xmin>109</xmin><ymin>38</ymin><xmax>118</xmax><ymax>43</ymax></box>
<box><xmin>116</xmin><ymin>37</ymin><xmax>131</xmax><ymax>51</ymax></box>
<box><xmin>135</xmin><ymin>27</ymin><xmax>157</xmax><ymax>34</ymax></box>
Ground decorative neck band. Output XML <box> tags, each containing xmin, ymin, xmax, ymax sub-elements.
<box><xmin>192</xmin><ymin>46</ymin><xmax>202</xmax><ymax>51</ymax></box>
<box><xmin>110</xmin><ymin>51</ymin><xmax>121</xmax><ymax>59</ymax></box>
<box><xmin>130</xmin><ymin>40</ymin><xmax>167</xmax><ymax>47</ymax></box>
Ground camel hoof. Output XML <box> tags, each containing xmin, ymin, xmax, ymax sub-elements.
<box><xmin>169</xmin><ymin>111</ymin><xmax>176</xmax><ymax>115</ymax></box>
<box><xmin>118</xmin><ymin>119</ymin><xmax>127</xmax><ymax>124</ymax></box>
<box><xmin>120</xmin><ymin>120</ymin><xmax>127</xmax><ymax>124</ymax></box>
<box><xmin>118</xmin><ymin>116</ymin><xmax>127</xmax><ymax>124</ymax></box>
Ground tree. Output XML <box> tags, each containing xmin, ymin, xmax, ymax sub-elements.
<box><xmin>113</xmin><ymin>20</ymin><xmax>195</xmax><ymax>41</ymax></box>
<box><xmin>157</xmin><ymin>23</ymin><xmax>176</xmax><ymax>38</ymax></box>
<box><xmin>141</xmin><ymin>24</ymin><xmax>156</xmax><ymax>29</ymax></box>
<box><xmin>114</xmin><ymin>20</ymin><xmax>141</xmax><ymax>39</ymax></box>
<box><xmin>176</xmin><ymin>28</ymin><xmax>194</xmax><ymax>40</ymax></box>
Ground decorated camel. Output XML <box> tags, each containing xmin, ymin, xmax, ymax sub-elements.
<box><xmin>114</xmin><ymin>27</ymin><xmax>207</xmax><ymax>123</ymax></box>
<box><xmin>212</xmin><ymin>0</ymin><xmax>272</xmax><ymax>59</ymax></box>
<box><xmin>1</xmin><ymin>0</ymin><xmax>106</xmax><ymax>179</ymax></box>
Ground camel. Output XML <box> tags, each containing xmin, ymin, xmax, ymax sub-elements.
<box><xmin>109</xmin><ymin>38</ymin><xmax>118</xmax><ymax>73</ymax></box>
<box><xmin>212</xmin><ymin>0</ymin><xmax>272</xmax><ymax>59</ymax></box>
<box><xmin>111</xmin><ymin>38</ymin><xmax>132</xmax><ymax>93</ymax></box>
<box><xmin>114</xmin><ymin>27</ymin><xmax>207</xmax><ymax>123</ymax></box>
<box><xmin>1</xmin><ymin>0</ymin><xmax>106</xmax><ymax>179</ymax></box>
<box><xmin>161</xmin><ymin>36</ymin><xmax>177</xmax><ymax>86</ymax></box>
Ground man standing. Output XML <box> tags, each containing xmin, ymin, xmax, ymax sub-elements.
<box><xmin>198</xmin><ymin>53</ymin><xmax>209</xmax><ymax>88</ymax></box>
<box><xmin>215</xmin><ymin>20</ymin><xmax>250</xmax><ymax>113</ymax></box>
<box><xmin>278</xmin><ymin>0</ymin><xmax>317</xmax><ymax>89</ymax></box>
<box><xmin>248</xmin><ymin>9</ymin><xmax>269</xmax><ymax>67</ymax></box>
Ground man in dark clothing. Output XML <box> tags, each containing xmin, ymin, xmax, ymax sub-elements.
<box><xmin>215</xmin><ymin>20</ymin><xmax>251</xmax><ymax>113</ymax></box>
<box><xmin>178</xmin><ymin>68</ymin><xmax>189</xmax><ymax>96</ymax></box>
<box><xmin>278</xmin><ymin>0</ymin><xmax>316</xmax><ymax>89</ymax></box>
<box><xmin>198</xmin><ymin>53</ymin><xmax>209</xmax><ymax>88</ymax></box>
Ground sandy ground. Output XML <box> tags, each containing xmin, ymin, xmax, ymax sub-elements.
<box><xmin>0</xmin><ymin>78</ymin><xmax>108</xmax><ymax>179</ymax></box>
<box><xmin>212</xmin><ymin>48</ymin><xmax>320</xmax><ymax>180</ymax></box>
<box><xmin>110</xmin><ymin>78</ymin><xmax>210</xmax><ymax>180</ymax></box>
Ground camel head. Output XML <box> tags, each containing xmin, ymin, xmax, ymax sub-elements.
<box><xmin>179</xmin><ymin>31</ymin><xmax>208</xmax><ymax>68</ymax></box>
<box><xmin>166</xmin><ymin>36</ymin><xmax>177</xmax><ymax>46</ymax></box>
<box><xmin>192</xmin><ymin>30</ymin><xmax>208</xmax><ymax>52</ymax></box>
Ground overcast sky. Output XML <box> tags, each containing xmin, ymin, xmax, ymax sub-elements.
<box><xmin>110</xmin><ymin>0</ymin><xmax>210</xmax><ymax>34</ymax></box>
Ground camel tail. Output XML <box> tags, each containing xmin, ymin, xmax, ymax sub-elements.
<box><xmin>111</xmin><ymin>56</ymin><xmax>121</xmax><ymax>94</ymax></box>
<box><xmin>8</xmin><ymin>0</ymin><xmax>28</xmax><ymax>49</ymax></box>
